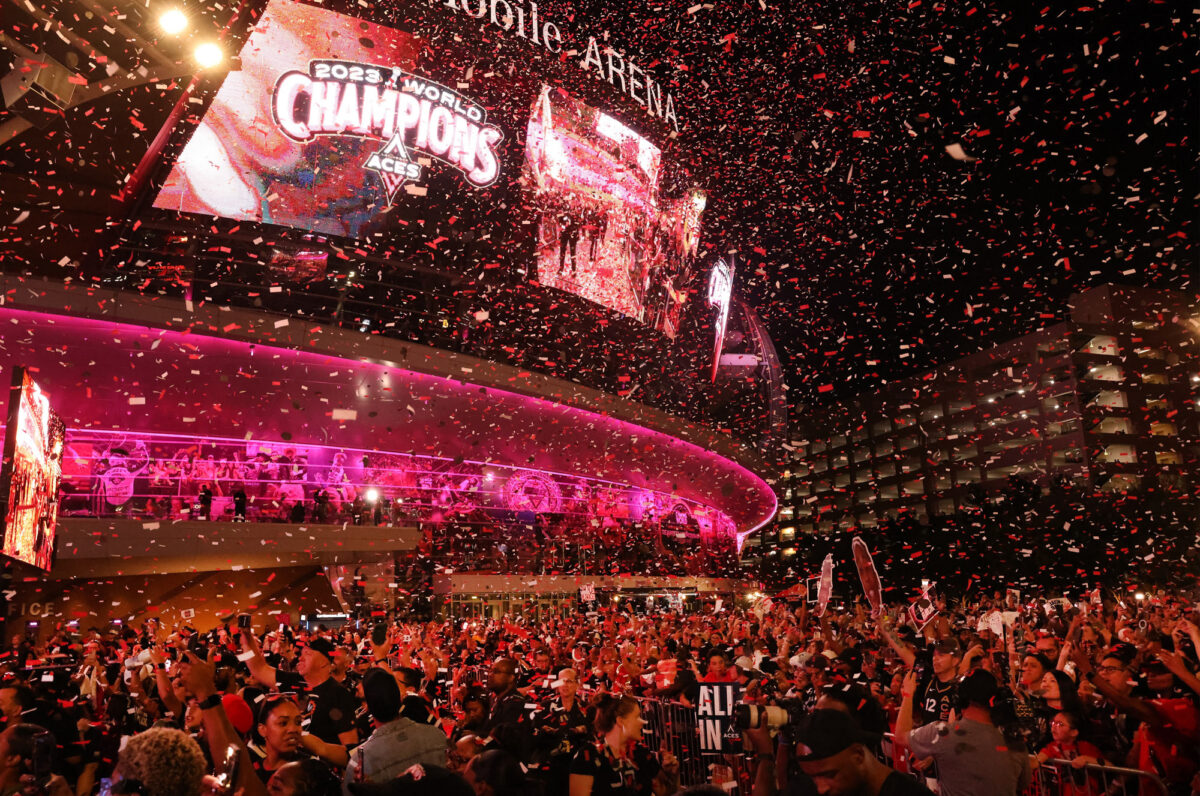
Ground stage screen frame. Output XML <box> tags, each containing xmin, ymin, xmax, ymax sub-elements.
<box><xmin>0</xmin><ymin>367</ymin><xmax>66</xmax><ymax>571</ymax></box>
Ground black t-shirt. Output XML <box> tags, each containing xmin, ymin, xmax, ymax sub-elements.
<box><xmin>276</xmin><ymin>671</ymin><xmax>358</xmax><ymax>745</ymax></box>
<box><xmin>249</xmin><ymin>746</ymin><xmax>317</xmax><ymax>784</ymax></box>
<box><xmin>879</xmin><ymin>772</ymin><xmax>935</xmax><ymax>795</ymax></box>
<box><xmin>569</xmin><ymin>741</ymin><xmax>661</xmax><ymax>795</ymax></box>
<box><xmin>919</xmin><ymin>676</ymin><xmax>957</xmax><ymax>724</ymax></box>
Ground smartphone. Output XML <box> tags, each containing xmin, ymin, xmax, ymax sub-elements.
<box><xmin>371</xmin><ymin>623</ymin><xmax>388</xmax><ymax>646</ymax></box>
<box><xmin>98</xmin><ymin>779</ymin><xmax>113</xmax><ymax>796</ymax></box>
<box><xmin>213</xmin><ymin>744</ymin><xmax>240</xmax><ymax>795</ymax></box>
<box><xmin>237</xmin><ymin>614</ymin><xmax>252</xmax><ymax>630</ymax></box>
<box><xmin>29</xmin><ymin>731</ymin><xmax>54</xmax><ymax>788</ymax></box>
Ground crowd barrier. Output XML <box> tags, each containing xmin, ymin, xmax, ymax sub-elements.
<box><xmin>635</xmin><ymin>697</ymin><xmax>763</xmax><ymax>790</ymax></box>
<box><xmin>1028</xmin><ymin>759</ymin><xmax>1170</xmax><ymax>796</ymax></box>
<box><xmin>879</xmin><ymin>732</ymin><xmax>1171</xmax><ymax>796</ymax></box>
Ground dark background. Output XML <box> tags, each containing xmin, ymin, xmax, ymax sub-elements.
<box><xmin>1</xmin><ymin>0</ymin><xmax>1194</xmax><ymax>413</ymax></box>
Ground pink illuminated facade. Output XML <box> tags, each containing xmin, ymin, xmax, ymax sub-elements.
<box><xmin>0</xmin><ymin>282</ymin><xmax>777</xmax><ymax>572</ymax></box>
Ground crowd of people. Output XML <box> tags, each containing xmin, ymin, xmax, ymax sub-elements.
<box><xmin>0</xmin><ymin>586</ymin><xmax>1196</xmax><ymax>796</ymax></box>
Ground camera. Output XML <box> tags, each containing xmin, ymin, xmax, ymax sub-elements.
<box><xmin>734</xmin><ymin>699</ymin><xmax>806</xmax><ymax>736</ymax></box>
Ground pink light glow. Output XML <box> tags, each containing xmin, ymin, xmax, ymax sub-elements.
<box><xmin>0</xmin><ymin>306</ymin><xmax>777</xmax><ymax>535</ymax></box>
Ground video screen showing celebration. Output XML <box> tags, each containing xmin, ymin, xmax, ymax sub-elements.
<box><xmin>152</xmin><ymin>0</ymin><xmax>504</xmax><ymax>239</ymax></box>
<box><xmin>523</xmin><ymin>85</ymin><xmax>706</xmax><ymax>337</ymax></box>
<box><xmin>0</xmin><ymin>368</ymin><xmax>66</xmax><ymax>571</ymax></box>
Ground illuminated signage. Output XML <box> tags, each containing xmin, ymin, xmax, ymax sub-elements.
<box><xmin>272</xmin><ymin>60</ymin><xmax>504</xmax><ymax>202</ymax></box>
<box><xmin>707</xmin><ymin>257</ymin><xmax>733</xmax><ymax>381</ymax></box>
<box><xmin>0</xmin><ymin>367</ymin><xmax>65</xmax><ymax>571</ymax></box>
<box><xmin>434</xmin><ymin>0</ymin><xmax>681</xmax><ymax>131</ymax></box>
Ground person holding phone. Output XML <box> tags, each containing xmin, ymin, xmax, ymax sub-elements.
<box><xmin>240</xmin><ymin>619</ymin><xmax>359</xmax><ymax>768</ymax></box>
<box><xmin>0</xmin><ymin>725</ymin><xmax>69</xmax><ymax>796</ymax></box>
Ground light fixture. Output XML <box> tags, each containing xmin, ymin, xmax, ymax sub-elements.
<box><xmin>1134</xmin><ymin>592</ymin><xmax>1145</xmax><ymax>601</ymax></box>
<box><xmin>365</xmin><ymin>487</ymin><xmax>379</xmax><ymax>503</ymax></box>
<box><xmin>159</xmin><ymin>8</ymin><xmax>188</xmax><ymax>34</ymax></box>
<box><xmin>194</xmin><ymin>42</ymin><xmax>224</xmax><ymax>68</ymax></box>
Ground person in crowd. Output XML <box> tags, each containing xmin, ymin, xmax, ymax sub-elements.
<box><xmin>0</xmin><ymin>584</ymin><xmax>1197</xmax><ymax>796</ymax></box>
<box><xmin>747</xmin><ymin>707</ymin><xmax>933</xmax><ymax>796</ymax></box>
<box><xmin>241</xmin><ymin>626</ymin><xmax>359</xmax><ymax>768</ymax></box>
<box><xmin>568</xmin><ymin>694</ymin><xmax>679</xmax><ymax>795</ymax></box>
<box><xmin>0</xmin><ymin>683</ymin><xmax>34</xmax><ymax>728</ymax></box>
<box><xmin>895</xmin><ymin>669</ymin><xmax>1026</xmax><ymax>796</ymax></box>
<box><xmin>392</xmin><ymin>667</ymin><xmax>436</xmax><ymax>726</ymax></box>
<box><xmin>530</xmin><ymin>667</ymin><xmax>588</xmax><ymax>790</ymax></box>
<box><xmin>703</xmin><ymin>653</ymin><xmax>732</xmax><ymax>683</ymax></box>
<box><xmin>1032</xmin><ymin>710</ymin><xmax>1105</xmax><ymax>795</ymax></box>
<box><xmin>1032</xmin><ymin>669</ymin><xmax>1084</xmax><ymax>748</ymax></box>
<box><xmin>917</xmin><ymin>639</ymin><xmax>962</xmax><ymax>725</ymax></box>
<box><xmin>341</xmin><ymin>668</ymin><xmax>445</xmax><ymax>793</ymax></box>
<box><xmin>462</xmin><ymin>748</ymin><xmax>527</xmax><ymax>796</ymax></box>
<box><xmin>248</xmin><ymin>695</ymin><xmax>306</xmax><ymax>782</ymax></box>
<box><xmin>114</xmin><ymin>727</ymin><xmax>207</xmax><ymax>796</ymax></box>
<box><xmin>483</xmin><ymin>659</ymin><xmax>526</xmax><ymax>736</ymax></box>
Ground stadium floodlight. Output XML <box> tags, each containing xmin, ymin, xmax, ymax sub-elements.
<box><xmin>159</xmin><ymin>8</ymin><xmax>188</xmax><ymax>34</ymax></box>
<box><xmin>194</xmin><ymin>42</ymin><xmax>224</xmax><ymax>68</ymax></box>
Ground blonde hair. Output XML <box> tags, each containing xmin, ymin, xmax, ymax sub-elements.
<box><xmin>117</xmin><ymin>728</ymin><xmax>206</xmax><ymax>796</ymax></box>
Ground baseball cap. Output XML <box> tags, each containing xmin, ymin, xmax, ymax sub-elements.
<box><xmin>793</xmin><ymin>709</ymin><xmax>881</xmax><ymax>761</ymax></box>
<box><xmin>958</xmin><ymin>668</ymin><xmax>999</xmax><ymax>708</ymax></box>
<box><xmin>1106</xmin><ymin>643</ymin><xmax>1137</xmax><ymax>665</ymax></box>
<box><xmin>1142</xmin><ymin>659</ymin><xmax>1170</xmax><ymax>675</ymax></box>
<box><xmin>306</xmin><ymin>636</ymin><xmax>336</xmax><ymax>661</ymax></box>
<box><xmin>934</xmin><ymin>638</ymin><xmax>963</xmax><ymax>655</ymax></box>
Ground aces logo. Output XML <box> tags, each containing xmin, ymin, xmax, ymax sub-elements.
<box><xmin>272</xmin><ymin>60</ymin><xmax>504</xmax><ymax>202</ymax></box>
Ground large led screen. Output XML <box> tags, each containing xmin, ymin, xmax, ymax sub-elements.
<box><xmin>522</xmin><ymin>85</ymin><xmax>705</xmax><ymax>337</ymax></box>
<box><xmin>0</xmin><ymin>368</ymin><xmax>65</xmax><ymax>570</ymax></box>
<box><xmin>151</xmin><ymin>0</ymin><xmax>706</xmax><ymax>335</ymax></box>
<box><xmin>152</xmin><ymin>0</ymin><xmax>499</xmax><ymax>238</ymax></box>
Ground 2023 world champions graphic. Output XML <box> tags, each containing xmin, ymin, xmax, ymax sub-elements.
<box><xmin>271</xmin><ymin>60</ymin><xmax>504</xmax><ymax>202</ymax></box>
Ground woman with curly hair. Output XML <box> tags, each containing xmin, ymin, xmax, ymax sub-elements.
<box><xmin>116</xmin><ymin>727</ymin><xmax>207</xmax><ymax>796</ymax></box>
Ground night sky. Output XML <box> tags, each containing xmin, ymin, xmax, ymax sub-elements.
<box><xmin>1</xmin><ymin>0</ymin><xmax>1194</xmax><ymax>410</ymax></box>
<box><xmin>667</xmin><ymin>0</ymin><xmax>1196</xmax><ymax>404</ymax></box>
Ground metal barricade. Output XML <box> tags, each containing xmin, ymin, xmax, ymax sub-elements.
<box><xmin>628</xmin><ymin>712</ymin><xmax>1178</xmax><ymax>795</ymax></box>
<box><xmin>881</xmin><ymin>734</ymin><xmax>1172</xmax><ymax>796</ymax></box>
<box><xmin>881</xmin><ymin>732</ymin><xmax>940</xmax><ymax>792</ymax></box>
<box><xmin>1025</xmin><ymin>759</ymin><xmax>1171</xmax><ymax>796</ymax></box>
<box><xmin>636</xmin><ymin>697</ymin><xmax>708</xmax><ymax>786</ymax></box>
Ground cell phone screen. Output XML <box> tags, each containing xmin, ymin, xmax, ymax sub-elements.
<box><xmin>215</xmin><ymin>744</ymin><xmax>240</xmax><ymax>795</ymax></box>
<box><xmin>30</xmin><ymin>731</ymin><xmax>54</xmax><ymax>786</ymax></box>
